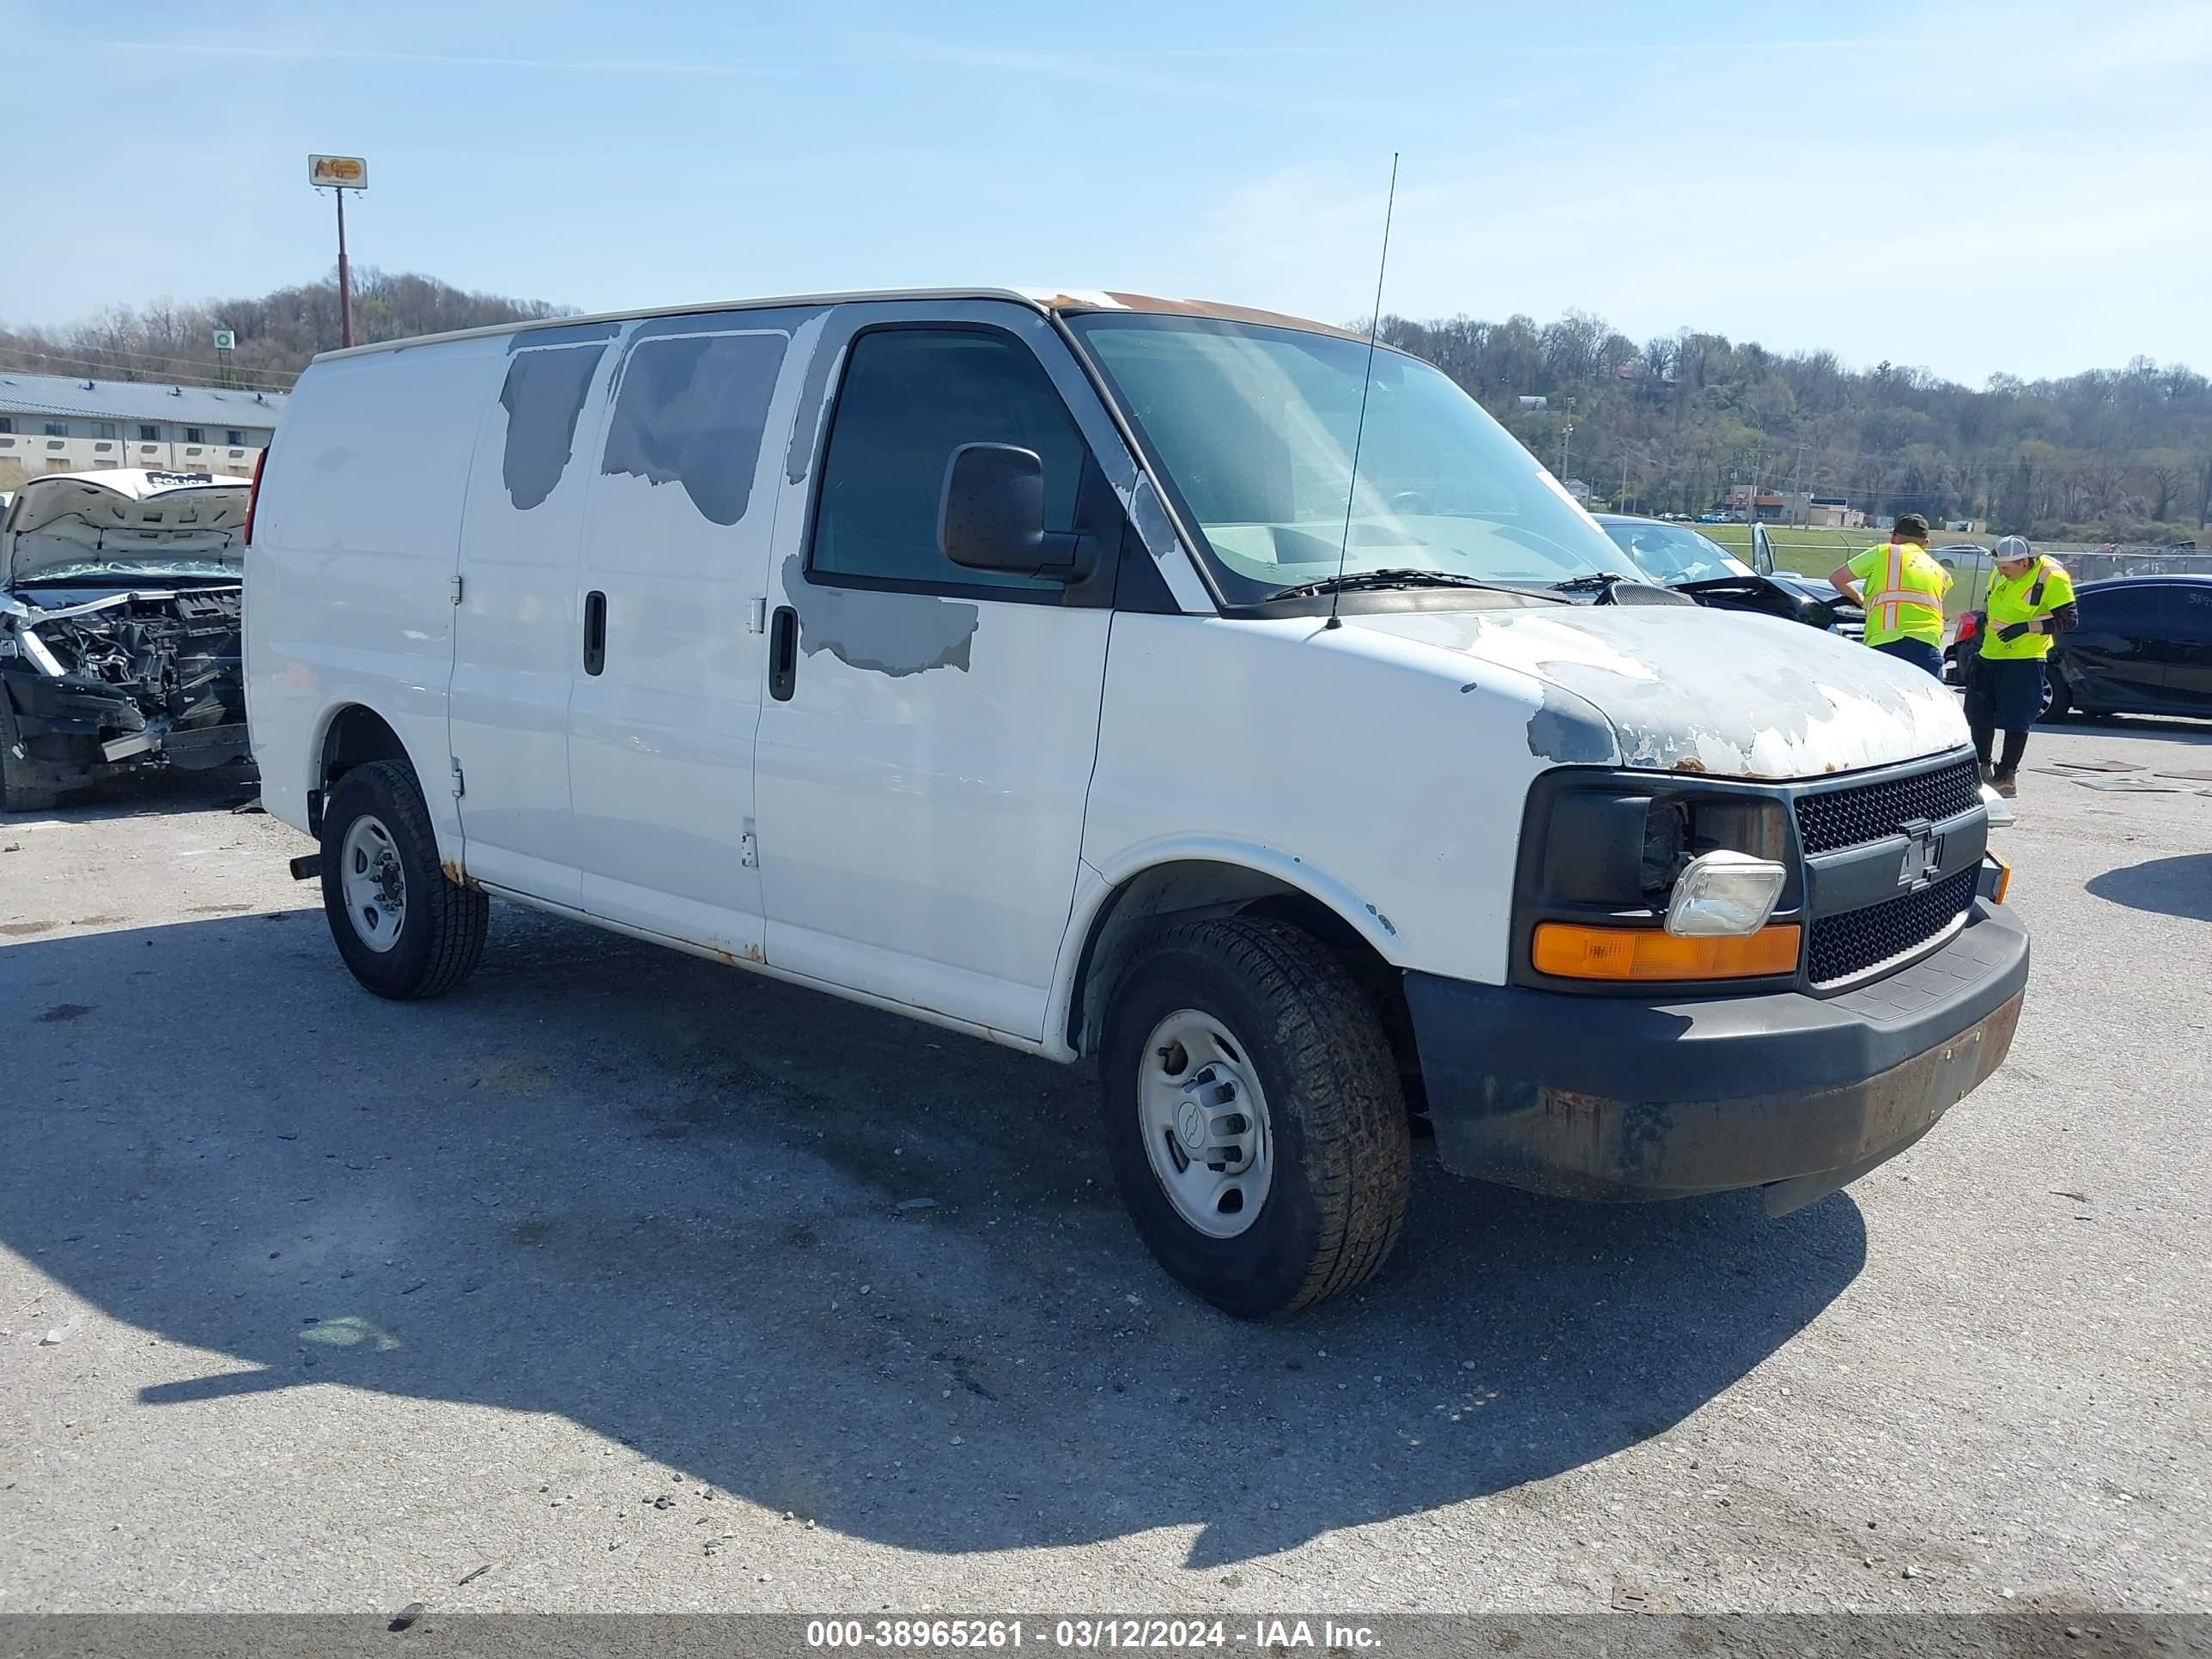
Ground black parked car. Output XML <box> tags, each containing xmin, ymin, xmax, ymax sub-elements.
<box><xmin>1950</xmin><ymin>574</ymin><xmax>2212</xmax><ymax>720</ymax></box>
<box><xmin>1594</xmin><ymin>515</ymin><xmax>1863</xmax><ymax>635</ymax></box>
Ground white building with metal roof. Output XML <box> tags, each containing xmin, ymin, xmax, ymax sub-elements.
<box><xmin>0</xmin><ymin>372</ymin><xmax>287</xmax><ymax>489</ymax></box>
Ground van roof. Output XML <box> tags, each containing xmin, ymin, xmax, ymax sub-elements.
<box><xmin>310</xmin><ymin>288</ymin><xmax>1366</xmax><ymax>363</ymax></box>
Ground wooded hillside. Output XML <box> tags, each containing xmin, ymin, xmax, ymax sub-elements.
<box><xmin>0</xmin><ymin>270</ymin><xmax>569</xmax><ymax>395</ymax></box>
<box><xmin>1382</xmin><ymin>310</ymin><xmax>2210</xmax><ymax>541</ymax></box>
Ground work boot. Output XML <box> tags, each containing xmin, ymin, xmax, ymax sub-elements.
<box><xmin>1992</xmin><ymin>772</ymin><xmax>2018</xmax><ymax>799</ymax></box>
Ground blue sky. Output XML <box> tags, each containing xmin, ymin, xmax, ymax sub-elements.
<box><xmin>5</xmin><ymin>0</ymin><xmax>2207</xmax><ymax>384</ymax></box>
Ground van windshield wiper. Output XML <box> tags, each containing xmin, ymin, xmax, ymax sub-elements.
<box><xmin>1267</xmin><ymin>568</ymin><xmax>1516</xmax><ymax>602</ymax></box>
<box><xmin>1547</xmin><ymin>572</ymin><xmax>1640</xmax><ymax>594</ymax></box>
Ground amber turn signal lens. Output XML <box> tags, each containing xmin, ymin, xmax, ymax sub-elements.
<box><xmin>1985</xmin><ymin>850</ymin><xmax>2011</xmax><ymax>906</ymax></box>
<box><xmin>1532</xmin><ymin>921</ymin><xmax>1802</xmax><ymax>981</ymax></box>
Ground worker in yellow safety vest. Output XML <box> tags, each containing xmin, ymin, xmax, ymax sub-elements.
<box><xmin>1828</xmin><ymin>514</ymin><xmax>1950</xmax><ymax>678</ymax></box>
<box><xmin>1965</xmin><ymin>536</ymin><xmax>2077</xmax><ymax>797</ymax></box>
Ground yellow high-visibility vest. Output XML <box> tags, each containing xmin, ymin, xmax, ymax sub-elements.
<box><xmin>1846</xmin><ymin>540</ymin><xmax>1949</xmax><ymax>647</ymax></box>
<box><xmin>1980</xmin><ymin>558</ymin><xmax>2075</xmax><ymax>660</ymax></box>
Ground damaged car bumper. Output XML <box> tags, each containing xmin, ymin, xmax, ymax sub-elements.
<box><xmin>1</xmin><ymin>586</ymin><xmax>250</xmax><ymax>795</ymax></box>
<box><xmin>1404</xmin><ymin>899</ymin><xmax>2029</xmax><ymax>1213</ymax></box>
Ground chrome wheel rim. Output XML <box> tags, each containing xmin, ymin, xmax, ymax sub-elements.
<box><xmin>1138</xmin><ymin>1009</ymin><xmax>1273</xmax><ymax>1239</ymax></box>
<box><xmin>339</xmin><ymin>814</ymin><xmax>406</xmax><ymax>954</ymax></box>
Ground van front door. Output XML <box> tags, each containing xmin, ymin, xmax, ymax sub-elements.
<box><xmin>752</xmin><ymin>306</ymin><xmax>1120</xmax><ymax>1041</ymax></box>
<box><xmin>567</xmin><ymin>310</ymin><xmax>819</xmax><ymax>958</ymax></box>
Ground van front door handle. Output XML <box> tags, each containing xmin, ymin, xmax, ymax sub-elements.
<box><xmin>768</xmin><ymin>605</ymin><xmax>798</xmax><ymax>702</ymax></box>
<box><xmin>582</xmin><ymin>590</ymin><xmax>607</xmax><ymax>676</ymax></box>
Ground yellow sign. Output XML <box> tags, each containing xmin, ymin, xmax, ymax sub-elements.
<box><xmin>308</xmin><ymin>154</ymin><xmax>368</xmax><ymax>189</ymax></box>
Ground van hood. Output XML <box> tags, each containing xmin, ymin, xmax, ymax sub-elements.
<box><xmin>1350</xmin><ymin>602</ymin><xmax>1967</xmax><ymax>780</ymax></box>
<box><xmin>1</xmin><ymin>471</ymin><xmax>248</xmax><ymax>587</ymax></box>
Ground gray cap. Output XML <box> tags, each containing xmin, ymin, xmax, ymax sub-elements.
<box><xmin>1993</xmin><ymin>536</ymin><xmax>2034</xmax><ymax>562</ymax></box>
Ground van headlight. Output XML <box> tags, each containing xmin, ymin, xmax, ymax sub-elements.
<box><xmin>1663</xmin><ymin>849</ymin><xmax>1788</xmax><ymax>937</ymax></box>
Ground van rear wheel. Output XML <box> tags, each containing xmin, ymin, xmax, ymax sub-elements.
<box><xmin>319</xmin><ymin>759</ymin><xmax>488</xmax><ymax>1000</ymax></box>
<box><xmin>1099</xmin><ymin>917</ymin><xmax>1411</xmax><ymax>1318</ymax></box>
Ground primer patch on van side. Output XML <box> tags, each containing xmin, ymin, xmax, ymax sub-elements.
<box><xmin>500</xmin><ymin>344</ymin><xmax>608</xmax><ymax>511</ymax></box>
<box><xmin>1127</xmin><ymin>475</ymin><xmax>1179</xmax><ymax>562</ymax></box>
<box><xmin>1522</xmin><ymin>683</ymin><xmax>1617</xmax><ymax>764</ymax></box>
<box><xmin>780</xmin><ymin>555</ymin><xmax>980</xmax><ymax>678</ymax></box>
<box><xmin>507</xmin><ymin>321</ymin><xmax>621</xmax><ymax>351</ymax></box>
<box><xmin>601</xmin><ymin>332</ymin><xmax>789</xmax><ymax>526</ymax></box>
<box><xmin>784</xmin><ymin>330</ymin><xmax>842</xmax><ymax>485</ymax></box>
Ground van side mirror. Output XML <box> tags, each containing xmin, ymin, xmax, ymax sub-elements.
<box><xmin>1750</xmin><ymin>521</ymin><xmax>1775</xmax><ymax>576</ymax></box>
<box><xmin>938</xmin><ymin>444</ymin><xmax>1091</xmax><ymax>581</ymax></box>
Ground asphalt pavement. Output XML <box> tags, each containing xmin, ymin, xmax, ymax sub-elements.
<box><xmin>2</xmin><ymin>719</ymin><xmax>2207</xmax><ymax>1618</ymax></box>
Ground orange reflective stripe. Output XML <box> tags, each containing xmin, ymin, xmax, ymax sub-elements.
<box><xmin>1870</xmin><ymin>545</ymin><xmax>1941</xmax><ymax>633</ymax></box>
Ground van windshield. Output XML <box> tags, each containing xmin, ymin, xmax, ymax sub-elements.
<box><xmin>1066</xmin><ymin>313</ymin><xmax>1622</xmax><ymax>605</ymax></box>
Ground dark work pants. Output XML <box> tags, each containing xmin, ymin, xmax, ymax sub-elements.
<box><xmin>1872</xmin><ymin>636</ymin><xmax>1944</xmax><ymax>678</ymax></box>
<box><xmin>1963</xmin><ymin>656</ymin><xmax>2045</xmax><ymax>779</ymax></box>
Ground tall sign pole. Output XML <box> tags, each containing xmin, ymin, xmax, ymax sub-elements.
<box><xmin>308</xmin><ymin>155</ymin><xmax>369</xmax><ymax>349</ymax></box>
<box><xmin>336</xmin><ymin>187</ymin><xmax>353</xmax><ymax>348</ymax></box>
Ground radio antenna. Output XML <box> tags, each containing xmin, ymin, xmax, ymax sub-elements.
<box><xmin>1327</xmin><ymin>151</ymin><xmax>1400</xmax><ymax>632</ymax></box>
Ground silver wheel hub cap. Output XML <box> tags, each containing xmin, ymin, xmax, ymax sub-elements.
<box><xmin>1139</xmin><ymin>1009</ymin><xmax>1273</xmax><ymax>1239</ymax></box>
<box><xmin>339</xmin><ymin>814</ymin><xmax>406</xmax><ymax>954</ymax></box>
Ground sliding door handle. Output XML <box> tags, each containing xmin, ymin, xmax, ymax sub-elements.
<box><xmin>768</xmin><ymin>605</ymin><xmax>798</xmax><ymax>702</ymax></box>
<box><xmin>582</xmin><ymin>590</ymin><xmax>607</xmax><ymax>676</ymax></box>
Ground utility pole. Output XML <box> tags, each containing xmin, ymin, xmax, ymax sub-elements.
<box><xmin>1559</xmin><ymin>421</ymin><xmax>1574</xmax><ymax>481</ymax></box>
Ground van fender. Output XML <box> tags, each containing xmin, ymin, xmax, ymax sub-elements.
<box><xmin>304</xmin><ymin>695</ymin><xmax>461</xmax><ymax>864</ymax></box>
<box><xmin>1043</xmin><ymin>834</ymin><xmax>1406</xmax><ymax>1063</ymax></box>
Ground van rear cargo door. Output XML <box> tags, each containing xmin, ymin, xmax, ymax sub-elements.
<box><xmin>565</xmin><ymin>309</ymin><xmax>823</xmax><ymax>957</ymax></box>
<box><xmin>448</xmin><ymin>325</ymin><xmax>618</xmax><ymax>906</ymax></box>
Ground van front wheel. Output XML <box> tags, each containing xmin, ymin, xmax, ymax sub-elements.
<box><xmin>319</xmin><ymin>759</ymin><xmax>489</xmax><ymax>1000</ymax></box>
<box><xmin>1099</xmin><ymin>917</ymin><xmax>1412</xmax><ymax>1318</ymax></box>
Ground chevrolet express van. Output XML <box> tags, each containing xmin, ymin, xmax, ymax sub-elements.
<box><xmin>246</xmin><ymin>289</ymin><xmax>2027</xmax><ymax>1316</ymax></box>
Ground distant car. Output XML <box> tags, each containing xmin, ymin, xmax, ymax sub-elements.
<box><xmin>1594</xmin><ymin>514</ymin><xmax>1861</xmax><ymax>635</ymax></box>
<box><xmin>1948</xmin><ymin>575</ymin><xmax>2212</xmax><ymax>720</ymax></box>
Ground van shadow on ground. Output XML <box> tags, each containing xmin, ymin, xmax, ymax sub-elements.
<box><xmin>2086</xmin><ymin>853</ymin><xmax>2212</xmax><ymax>922</ymax></box>
<box><xmin>3</xmin><ymin>907</ymin><xmax>1866</xmax><ymax>1568</ymax></box>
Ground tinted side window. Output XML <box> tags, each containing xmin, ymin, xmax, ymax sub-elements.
<box><xmin>602</xmin><ymin>331</ymin><xmax>789</xmax><ymax>526</ymax></box>
<box><xmin>2078</xmin><ymin>587</ymin><xmax>2164</xmax><ymax>638</ymax></box>
<box><xmin>811</xmin><ymin>328</ymin><xmax>1085</xmax><ymax>592</ymax></box>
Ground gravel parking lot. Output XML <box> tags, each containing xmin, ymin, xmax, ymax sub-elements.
<box><xmin>3</xmin><ymin>720</ymin><xmax>2207</xmax><ymax>1619</ymax></box>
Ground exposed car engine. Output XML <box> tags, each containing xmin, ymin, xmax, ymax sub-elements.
<box><xmin>2</xmin><ymin>586</ymin><xmax>247</xmax><ymax>768</ymax></box>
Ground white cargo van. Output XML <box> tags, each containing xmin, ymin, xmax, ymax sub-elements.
<box><xmin>246</xmin><ymin>288</ymin><xmax>2027</xmax><ymax>1316</ymax></box>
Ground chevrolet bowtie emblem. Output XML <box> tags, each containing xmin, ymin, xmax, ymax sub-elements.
<box><xmin>1899</xmin><ymin>818</ymin><xmax>1945</xmax><ymax>891</ymax></box>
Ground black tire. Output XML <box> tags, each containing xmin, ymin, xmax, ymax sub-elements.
<box><xmin>1098</xmin><ymin>916</ymin><xmax>1413</xmax><ymax>1318</ymax></box>
<box><xmin>319</xmin><ymin>759</ymin><xmax>489</xmax><ymax>1000</ymax></box>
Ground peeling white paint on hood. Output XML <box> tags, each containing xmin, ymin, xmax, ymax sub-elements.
<box><xmin>1352</xmin><ymin>603</ymin><xmax>1970</xmax><ymax>780</ymax></box>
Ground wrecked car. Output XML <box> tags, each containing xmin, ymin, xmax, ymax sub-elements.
<box><xmin>247</xmin><ymin>289</ymin><xmax>2027</xmax><ymax>1318</ymax></box>
<box><xmin>1</xmin><ymin>469</ymin><xmax>252</xmax><ymax>811</ymax></box>
<box><xmin>1595</xmin><ymin>514</ymin><xmax>1867</xmax><ymax>638</ymax></box>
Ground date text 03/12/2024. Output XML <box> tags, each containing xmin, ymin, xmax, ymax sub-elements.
<box><xmin>805</xmin><ymin>1620</ymin><xmax>1382</xmax><ymax>1650</ymax></box>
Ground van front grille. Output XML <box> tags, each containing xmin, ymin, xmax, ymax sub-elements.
<box><xmin>1796</xmin><ymin>759</ymin><xmax>1980</xmax><ymax>855</ymax></box>
<box><xmin>1808</xmin><ymin>868</ymin><xmax>1978</xmax><ymax>987</ymax></box>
